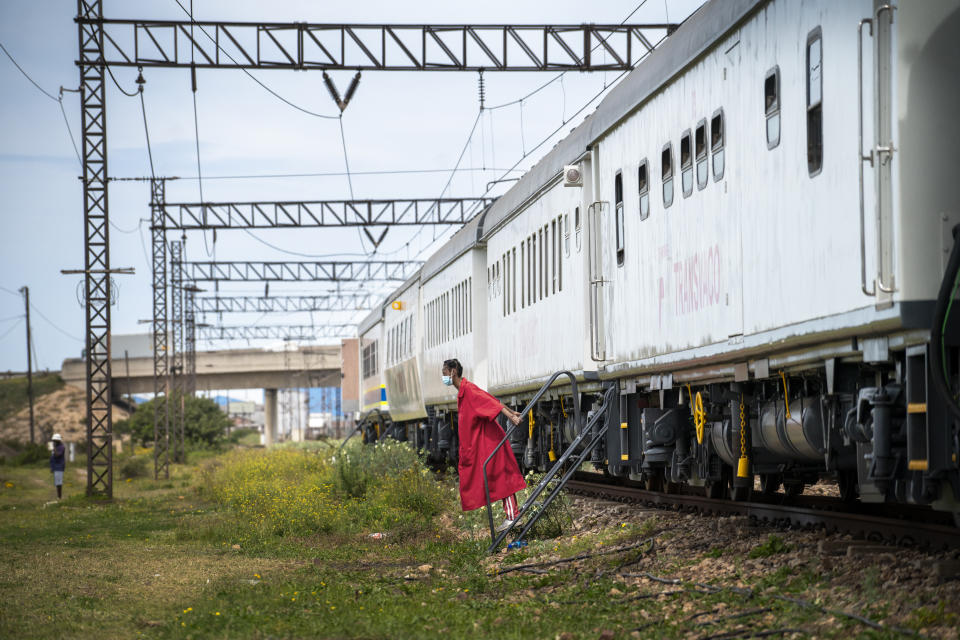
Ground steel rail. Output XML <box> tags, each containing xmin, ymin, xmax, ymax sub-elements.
<box><xmin>565</xmin><ymin>477</ymin><xmax>960</xmax><ymax>550</ymax></box>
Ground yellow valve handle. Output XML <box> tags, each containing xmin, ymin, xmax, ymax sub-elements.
<box><xmin>685</xmin><ymin>384</ymin><xmax>694</xmax><ymax>415</ymax></box>
<box><xmin>779</xmin><ymin>370</ymin><xmax>791</xmax><ymax>420</ymax></box>
<box><xmin>528</xmin><ymin>410</ymin><xmax>535</xmax><ymax>439</ymax></box>
<box><xmin>693</xmin><ymin>391</ymin><xmax>706</xmax><ymax>445</ymax></box>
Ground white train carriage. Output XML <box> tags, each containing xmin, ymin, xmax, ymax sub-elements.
<box><xmin>357</xmin><ymin>306</ymin><xmax>386</xmax><ymax>424</ymax></box>
<box><xmin>381</xmin><ymin>273</ymin><xmax>426</xmax><ymax>427</ymax></box>
<box><xmin>356</xmin><ymin>0</ymin><xmax>960</xmax><ymax>522</ymax></box>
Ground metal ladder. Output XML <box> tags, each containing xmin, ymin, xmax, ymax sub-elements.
<box><xmin>482</xmin><ymin>373</ymin><xmax>616</xmax><ymax>553</ymax></box>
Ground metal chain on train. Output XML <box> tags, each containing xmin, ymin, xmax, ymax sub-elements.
<box><xmin>737</xmin><ymin>395</ymin><xmax>749</xmax><ymax>478</ymax></box>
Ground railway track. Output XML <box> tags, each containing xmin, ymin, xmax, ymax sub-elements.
<box><xmin>566</xmin><ymin>474</ymin><xmax>960</xmax><ymax>550</ymax></box>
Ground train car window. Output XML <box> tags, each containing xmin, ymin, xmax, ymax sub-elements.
<box><xmin>468</xmin><ymin>277</ymin><xmax>472</xmax><ymax>332</ymax></box>
<box><xmin>527</xmin><ymin>236</ymin><xmax>537</xmax><ymax>305</ymax></box>
<box><xmin>710</xmin><ymin>109</ymin><xmax>725</xmax><ymax>181</ymax></box>
<box><xmin>638</xmin><ymin>159</ymin><xmax>650</xmax><ymax>220</ymax></box>
<box><xmin>502</xmin><ymin>255</ymin><xmax>507</xmax><ymax>317</ymax></box>
<box><xmin>695</xmin><ymin>120</ymin><xmax>708</xmax><ymax>190</ymax></box>
<box><xmin>542</xmin><ymin>225</ymin><xmax>548</xmax><ymax>298</ymax></box>
<box><xmin>564</xmin><ymin>214</ymin><xmax>571</xmax><ymax>257</ymax></box>
<box><xmin>680</xmin><ymin>130</ymin><xmax>693</xmax><ymax>198</ymax></box>
<box><xmin>806</xmin><ymin>30</ymin><xmax>822</xmax><ymax>175</ymax></box>
<box><xmin>557</xmin><ymin>216</ymin><xmax>563</xmax><ymax>291</ymax></box>
<box><xmin>661</xmin><ymin>143</ymin><xmax>674</xmax><ymax>208</ymax></box>
<box><xmin>765</xmin><ymin>66</ymin><xmax>781</xmax><ymax>149</ymax></box>
<box><xmin>538</xmin><ymin>228</ymin><xmax>543</xmax><ymax>301</ymax></box>
<box><xmin>551</xmin><ymin>219</ymin><xmax>557</xmax><ymax>294</ymax></box>
<box><xmin>574</xmin><ymin>207</ymin><xmax>582</xmax><ymax>253</ymax></box>
<box><xmin>614</xmin><ymin>171</ymin><xmax>625</xmax><ymax>266</ymax></box>
<box><xmin>511</xmin><ymin>248</ymin><xmax>517</xmax><ymax>313</ymax></box>
<box><xmin>520</xmin><ymin>242</ymin><xmax>526</xmax><ymax>309</ymax></box>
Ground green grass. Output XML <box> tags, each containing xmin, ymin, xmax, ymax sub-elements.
<box><xmin>0</xmin><ymin>374</ymin><xmax>63</xmax><ymax>422</ymax></box>
<box><xmin>0</xmin><ymin>445</ymin><xmax>948</xmax><ymax>640</ymax></box>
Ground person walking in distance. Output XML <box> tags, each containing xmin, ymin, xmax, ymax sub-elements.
<box><xmin>50</xmin><ymin>433</ymin><xmax>65</xmax><ymax>500</ymax></box>
<box><xmin>442</xmin><ymin>358</ymin><xmax>526</xmax><ymax>532</ymax></box>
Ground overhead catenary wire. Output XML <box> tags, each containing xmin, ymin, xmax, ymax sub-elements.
<box><xmin>0</xmin><ymin>286</ymin><xmax>83</xmax><ymax>343</ymax></box>
<box><xmin>172</xmin><ymin>0</ymin><xmax>339</xmax><ymax>120</ymax></box>
<box><xmin>0</xmin><ymin>318</ymin><xmax>24</xmax><ymax>342</ymax></box>
<box><xmin>0</xmin><ymin>40</ymin><xmax>58</xmax><ymax>101</ymax></box>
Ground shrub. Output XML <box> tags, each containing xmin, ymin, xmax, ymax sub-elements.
<box><xmin>204</xmin><ymin>439</ymin><xmax>456</xmax><ymax>539</ymax></box>
<box><xmin>119</xmin><ymin>455</ymin><xmax>150</xmax><ymax>479</ymax></box>
<box><xmin>11</xmin><ymin>442</ymin><xmax>50</xmax><ymax>466</ymax></box>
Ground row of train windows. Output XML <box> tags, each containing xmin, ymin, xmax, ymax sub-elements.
<box><xmin>612</xmin><ymin>109</ymin><xmax>725</xmax><ymax>263</ymax></box>
<box><xmin>492</xmin><ymin>214</ymin><xmax>565</xmax><ymax>317</ymax></box>
<box><xmin>425</xmin><ymin>277</ymin><xmax>472</xmax><ymax>350</ymax></box>
<box><xmin>611</xmin><ymin>27</ymin><xmax>823</xmax><ymax>265</ymax></box>
<box><xmin>361</xmin><ymin>341</ymin><xmax>378</xmax><ymax>379</ymax></box>
<box><xmin>385</xmin><ymin>315</ymin><xmax>414</xmax><ymax>368</ymax></box>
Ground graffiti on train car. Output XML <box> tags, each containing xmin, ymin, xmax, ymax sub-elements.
<box><xmin>672</xmin><ymin>244</ymin><xmax>722</xmax><ymax>316</ymax></box>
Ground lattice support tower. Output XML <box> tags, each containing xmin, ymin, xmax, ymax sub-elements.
<box><xmin>150</xmin><ymin>177</ymin><xmax>170</xmax><ymax>480</ymax></box>
<box><xmin>169</xmin><ymin>240</ymin><xmax>185</xmax><ymax>463</ymax></box>
<box><xmin>184</xmin><ymin>286</ymin><xmax>197</xmax><ymax>397</ymax></box>
<box><xmin>78</xmin><ymin>0</ymin><xmax>113</xmax><ymax>497</ymax></box>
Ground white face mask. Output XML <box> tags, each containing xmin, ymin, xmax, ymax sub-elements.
<box><xmin>441</xmin><ymin>375</ymin><xmax>453</xmax><ymax>386</ymax></box>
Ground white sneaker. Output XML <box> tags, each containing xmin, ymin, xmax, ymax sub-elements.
<box><xmin>496</xmin><ymin>519</ymin><xmax>515</xmax><ymax>534</ymax></box>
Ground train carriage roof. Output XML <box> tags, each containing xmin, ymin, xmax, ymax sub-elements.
<box><xmin>420</xmin><ymin>213</ymin><xmax>485</xmax><ymax>283</ymax></box>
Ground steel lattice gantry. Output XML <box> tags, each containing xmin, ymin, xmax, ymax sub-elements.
<box><xmin>78</xmin><ymin>0</ymin><xmax>113</xmax><ymax>497</ymax></box>
<box><xmin>150</xmin><ymin>178</ymin><xmax>170</xmax><ymax>480</ymax></box>
<box><xmin>194</xmin><ymin>293</ymin><xmax>376</xmax><ymax>314</ymax></box>
<box><xmin>198</xmin><ymin>324</ymin><xmax>356</xmax><ymax>342</ymax></box>
<box><xmin>77</xmin><ymin>8</ymin><xmax>681</xmax><ymax>496</ymax></box>
<box><xmin>83</xmin><ymin>21</ymin><xmax>676</xmax><ymax>71</ymax></box>
<box><xmin>185</xmin><ymin>260</ymin><xmax>422</xmax><ymax>283</ymax></box>
<box><xmin>161</xmin><ymin>198</ymin><xmax>494</xmax><ymax>229</ymax></box>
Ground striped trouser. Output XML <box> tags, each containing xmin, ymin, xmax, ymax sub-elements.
<box><xmin>502</xmin><ymin>494</ymin><xmax>518</xmax><ymax>520</ymax></box>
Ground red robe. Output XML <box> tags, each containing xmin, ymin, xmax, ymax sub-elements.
<box><xmin>456</xmin><ymin>379</ymin><xmax>527</xmax><ymax>511</ymax></box>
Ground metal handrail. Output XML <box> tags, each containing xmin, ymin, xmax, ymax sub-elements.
<box><xmin>857</xmin><ymin>16</ymin><xmax>875</xmax><ymax>297</ymax></box>
<box><xmin>338</xmin><ymin>408</ymin><xmax>380</xmax><ymax>454</ymax></box>
<box><xmin>487</xmin><ymin>383</ymin><xmax>616</xmax><ymax>552</ymax></box>
<box><xmin>481</xmin><ymin>370</ymin><xmax>582</xmax><ymax>542</ymax></box>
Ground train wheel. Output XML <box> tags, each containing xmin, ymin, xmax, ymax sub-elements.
<box><xmin>759</xmin><ymin>474</ymin><xmax>782</xmax><ymax>496</ymax></box>
<box><xmin>644</xmin><ymin>470</ymin><xmax>664</xmax><ymax>492</ymax></box>
<box><xmin>837</xmin><ymin>470</ymin><xmax>858</xmax><ymax>502</ymax></box>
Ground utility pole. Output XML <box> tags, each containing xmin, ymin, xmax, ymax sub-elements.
<box><xmin>19</xmin><ymin>287</ymin><xmax>34</xmax><ymax>444</ymax></box>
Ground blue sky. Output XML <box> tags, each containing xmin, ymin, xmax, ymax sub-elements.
<box><xmin>0</xmin><ymin>0</ymin><xmax>703</xmax><ymax>375</ymax></box>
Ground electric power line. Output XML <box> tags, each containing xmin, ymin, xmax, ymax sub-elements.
<box><xmin>0</xmin><ymin>40</ymin><xmax>58</xmax><ymax>101</ymax></box>
<box><xmin>0</xmin><ymin>318</ymin><xmax>23</xmax><ymax>342</ymax></box>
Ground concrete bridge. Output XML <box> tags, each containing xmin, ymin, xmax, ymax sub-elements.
<box><xmin>61</xmin><ymin>346</ymin><xmax>342</xmax><ymax>445</ymax></box>
<box><xmin>61</xmin><ymin>346</ymin><xmax>341</xmax><ymax>394</ymax></box>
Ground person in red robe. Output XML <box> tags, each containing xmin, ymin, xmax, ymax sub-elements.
<box><xmin>443</xmin><ymin>358</ymin><xmax>527</xmax><ymax>531</ymax></box>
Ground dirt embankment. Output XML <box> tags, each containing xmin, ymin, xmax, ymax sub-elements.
<box><xmin>0</xmin><ymin>385</ymin><xmax>129</xmax><ymax>444</ymax></box>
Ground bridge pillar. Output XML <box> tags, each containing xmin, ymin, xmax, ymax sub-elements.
<box><xmin>264</xmin><ymin>388</ymin><xmax>278</xmax><ymax>446</ymax></box>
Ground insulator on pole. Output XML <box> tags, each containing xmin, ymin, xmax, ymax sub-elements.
<box><xmin>342</xmin><ymin>72</ymin><xmax>362</xmax><ymax>107</ymax></box>
<box><xmin>323</xmin><ymin>71</ymin><xmax>344</xmax><ymax>111</ymax></box>
<box><xmin>478</xmin><ymin>69</ymin><xmax>485</xmax><ymax>111</ymax></box>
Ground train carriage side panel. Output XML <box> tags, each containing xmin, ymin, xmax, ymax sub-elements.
<box><xmin>587</xmin><ymin>0</ymin><xmax>924</xmax><ymax>374</ymax></box>
<box><xmin>358</xmin><ymin>308</ymin><xmax>385</xmax><ymax>414</ymax></box>
<box><xmin>383</xmin><ymin>275</ymin><xmax>427</xmax><ymax>422</ymax></box>
<box><xmin>894</xmin><ymin>1</ymin><xmax>960</xmax><ymax>310</ymax></box>
<box><xmin>421</xmin><ymin>249</ymin><xmax>481</xmax><ymax>407</ymax></box>
<box><xmin>484</xmin><ymin>178</ymin><xmax>588</xmax><ymax>393</ymax></box>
